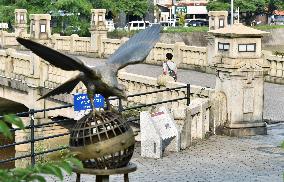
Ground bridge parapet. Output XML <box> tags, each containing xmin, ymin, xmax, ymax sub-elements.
<box><xmin>264</xmin><ymin>53</ymin><xmax>284</xmax><ymax>84</ymax></box>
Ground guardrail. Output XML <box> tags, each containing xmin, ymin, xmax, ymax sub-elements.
<box><xmin>0</xmin><ymin>84</ymin><xmax>190</xmax><ymax>166</ymax></box>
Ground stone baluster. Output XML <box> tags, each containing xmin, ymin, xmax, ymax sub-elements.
<box><xmin>270</xmin><ymin>61</ymin><xmax>277</xmax><ymax>76</ymax></box>
<box><xmin>173</xmin><ymin>42</ymin><xmax>185</xmax><ymax>67</ymax></box>
<box><xmin>276</xmin><ymin>61</ymin><xmax>283</xmax><ymax>77</ymax></box>
<box><xmin>5</xmin><ymin>48</ymin><xmax>16</xmax><ymax>78</ymax></box>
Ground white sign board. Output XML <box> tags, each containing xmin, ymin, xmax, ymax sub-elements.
<box><xmin>151</xmin><ymin>108</ymin><xmax>177</xmax><ymax>140</ymax></box>
<box><xmin>140</xmin><ymin>106</ymin><xmax>180</xmax><ymax>158</ymax></box>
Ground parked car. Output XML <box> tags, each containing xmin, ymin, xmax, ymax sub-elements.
<box><xmin>106</xmin><ymin>19</ymin><xmax>115</xmax><ymax>32</ymax></box>
<box><xmin>187</xmin><ymin>20</ymin><xmax>208</xmax><ymax>27</ymax></box>
<box><xmin>159</xmin><ymin>21</ymin><xmax>179</xmax><ymax>30</ymax></box>
<box><xmin>125</xmin><ymin>21</ymin><xmax>151</xmax><ymax>31</ymax></box>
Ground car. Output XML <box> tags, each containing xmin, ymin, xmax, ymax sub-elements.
<box><xmin>106</xmin><ymin>19</ymin><xmax>115</xmax><ymax>32</ymax></box>
<box><xmin>187</xmin><ymin>20</ymin><xmax>208</xmax><ymax>27</ymax></box>
<box><xmin>125</xmin><ymin>21</ymin><xmax>151</xmax><ymax>31</ymax></box>
<box><xmin>159</xmin><ymin>21</ymin><xmax>179</xmax><ymax>30</ymax></box>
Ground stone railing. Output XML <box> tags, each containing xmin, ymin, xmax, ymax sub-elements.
<box><xmin>51</xmin><ymin>34</ymin><xmax>93</xmax><ymax>55</ymax></box>
<box><xmin>2</xmin><ymin>31</ymin><xmax>284</xmax><ymax>86</ymax></box>
<box><xmin>265</xmin><ymin>54</ymin><xmax>284</xmax><ymax>84</ymax></box>
<box><xmin>0</xmin><ymin>48</ymin><xmax>214</xmax><ymax>111</ymax></box>
<box><xmin>118</xmin><ymin>71</ymin><xmax>214</xmax><ymax>120</ymax></box>
<box><xmin>181</xmin><ymin>98</ymin><xmax>210</xmax><ymax>148</ymax></box>
<box><xmin>100</xmin><ymin>38</ymin><xmax>123</xmax><ymax>58</ymax></box>
<box><xmin>0</xmin><ymin>31</ymin><xmax>18</xmax><ymax>48</ymax></box>
<box><xmin>100</xmin><ymin>38</ymin><xmax>209</xmax><ymax>71</ymax></box>
<box><xmin>0</xmin><ymin>48</ymin><xmax>31</xmax><ymax>80</ymax></box>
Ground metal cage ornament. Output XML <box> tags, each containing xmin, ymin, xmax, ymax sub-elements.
<box><xmin>69</xmin><ymin>111</ymin><xmax>135</xmax><ymax>169</ymax></box>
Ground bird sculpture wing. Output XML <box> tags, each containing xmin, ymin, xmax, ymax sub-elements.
<box><xmin>16</xmin><ymin>37</ymin><xmax>95</xmax><ymax>77</ymax></box>
<box><xmin>38</xmin><ymin>74</ymin><xmax>82</xmax><ymax>100</ymax></box>
<box><xmin>106</xmin><ymin>24</ymin><xmax>161</xmax><ymax>72</ymax></box>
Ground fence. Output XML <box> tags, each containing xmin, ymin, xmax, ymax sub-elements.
<box><xmin>0</xmin><ymin>84</ymin><xmax>190</xmax><ymax>167</ymax></box>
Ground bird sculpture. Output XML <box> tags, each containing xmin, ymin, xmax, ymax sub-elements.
<box><xmin>17</xmin><ymin>24</ymin><xmax>161</xmax><ymax>115</ymax></box>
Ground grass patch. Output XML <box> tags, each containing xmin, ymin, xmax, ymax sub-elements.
<box><xmin>281</xmin><ymin>140</ymin><xmax>284</xmax><ymax>149</ymax></box>
<box><xmin>254</xmin><ymin>25</ymin><xmax>284</xmax><ymax>30</ymax></box>
<box><xmin>162</xmin><ymin>26</ymin><xmax>209</xmax><ymax>33</ymax></box>
<box><xmin>107</xmin><ymin>29</ymin><xmax>139</xmax><ymax>39</ymax></box>
<box><xmin>107</xmin><ymin>26</ymin><xmax>209</xmax><ymax>39</ymax></box>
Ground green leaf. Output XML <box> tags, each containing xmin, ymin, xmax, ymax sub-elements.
<box><xmin>41</xmin><ymin>165</ymin><xmax>64</xmax><ymax>180</ymax></box>
<box><xmin>12</xmin><ymin>168</ymin><xmax>33</xmax><ymax>179</ymax></box>
<box><xmin>67</xmin><ymin>157</ymin><xmax>83</xmax><ymax>169</ymax></box>
<box><xmin>28</xmin><ymin>175</ymin><xmax>46</xmax><ymax>182</ymax></box>
<box><xmin>4</xmin><ymin>115</ymin><xmax>25</xmax><ymax>129</ymax></box>
<box><xmin>57</xmin><ymin>161</ymin><xmax>73</xmax><ymax>175</ymax></box>
<box><xmin>0</xmin><ymin>121</ymin><xmax>12</xmax><ymax>139</ymax></box>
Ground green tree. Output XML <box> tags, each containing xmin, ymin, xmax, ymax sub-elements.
<box><xmin>207</xmin><ymin>0</ymin><xmax>282</xmax><ymax>24</ymax></box>
<box><xmin>94</xmin><ymin>0</ymin><xmax>150</xmax><ymax>23</ymax></box>
<box><xmin>53</xmin><ymin>0</ymin><xmax>92</xmax><ymax>36</ymax></box>
<box><xmin>207</xmin><ymin>0</ymin><xmax>230</xmax><ymax>11</ymax></box>
<box><xmin>266</xmin><ymin>0</ymin><xmax>284</xmax><ymax>15</ymax></box>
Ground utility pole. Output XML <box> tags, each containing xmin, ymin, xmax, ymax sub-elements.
<box><xmin>231</xmin><ymin>0</ymin><xmax>234</xmax><ymax>25</ymax></box>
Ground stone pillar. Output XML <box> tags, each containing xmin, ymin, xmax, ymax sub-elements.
<box><xmin>209</xmin><ymin>24</ymin><xmax>269</xmax><ymax>136</ymax></box>
<box><xmin>173</xmin><ymin>42</ymin><xmax>185</xmax><ymax>67</ymax></box>
<box><xmin>29</xmin><ymin>14</ymin><xmax>51</xmax><ymax>41</ymax></box>
<box><xmin>89</xmin><ymin>9</ymin><xmax>108</xmax><ymax>55</ymax></box>
<box><xmin>14</xmin><ymin>9</ymin><xmax>28</xmax><ymax>37</ymax></box>
<box><xmin>15</xmin><ymin>117</ymin><xmax>31</xmax><ymax>168</ymax></box>
<box><xmin>208</xmin><ymin>11</ymin><xmax>228</xmax><ymax>30</ymax></box>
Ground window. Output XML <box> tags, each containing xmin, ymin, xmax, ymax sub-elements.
<box><xmin>98</xmin><ymin>15</ymin><xmax>103</xmax><ymax>21</ymax></box>
<box><xmin>218</xmin><ymin>42</ymin><xmax>230</xmax><ymax>51</ymax></box>
<box><xmin>32</xmin><ymin>24</ymin><xmax>35</xmax><ymax>32</ymax></box>
<box><xmin>219</xmin><ymin>19</ymin><xmax>224</xmax><ymax>28</ymax></box>
<box><xmin>40</xmin><ymin>24</ymin><xmax>46</xmax><ymax>33</ymax></box>
<box><xmin>132</xmin><ymin>23</ymin><xmax>138</xmax><ymax>27</ymax></box>
<box><xmin>20</xmin><ymin>15</ymin><xmax>24</xmax><ymax>21</ymax></box>
<box><xmin>238</xmin><ymin>44</ymin><xmax>256</xmax><ymax>52</ymax></box>
<box><xmin>139</xmin><ymin>23</ymin><xmax>144</xmax><ymax>27</ymax></box>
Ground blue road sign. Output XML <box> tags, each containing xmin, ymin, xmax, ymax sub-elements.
<box><xmin>74</xmin><ymin>93</ymin><xmax>105</xmax><ymax>111</ymax></box>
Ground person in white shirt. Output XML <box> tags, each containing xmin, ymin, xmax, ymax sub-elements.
<box><xmin>162</xmin><ymin>53</ymin><xmax>177</xmax><ymax>81</ymax></box>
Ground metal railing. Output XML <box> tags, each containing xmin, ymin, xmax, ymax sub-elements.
<box><xmin>0</xmin><ymin>84</ymin><xmax>190</xmax><ymax>166</ymax></box>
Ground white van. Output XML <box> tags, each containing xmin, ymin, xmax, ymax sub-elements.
<box><xmin>160</xmin><ymin>21</ymin><xmax>179</xmax><ymax>30</ymax></box>
<box><xmin>125</xmin><ymin>21</ymin><xmax>151</xmax><ymax>31</ymax></box>
<box><xmin>106</xmin><ymin>19</ymin><xmax>115</xmax><ymax>32</ymax></box>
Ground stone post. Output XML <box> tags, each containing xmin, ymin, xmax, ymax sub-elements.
<box><xmin>208</xmin><ymin>11</ymin><xmax>228</xmax><ymax>31</ymax></box>
<box><xmin>173</xmin><ymin>42</ymin><xmax>185</xmax><ymax>67</ymax></box>
<box><xmin>14</xmin><ymin>9</ymin><xmax>28</xmax><ymax>37</ymax></box>
<box><xmin>89</xmin><ymin>9</ymin><xmax>108</xmax><ymax>55</ymax></box>
<box><xmin>70</xmin><ymin>34</ymin><xmax>79</xmax><ymax>53</ymax></box>
<box><xmin>5</xmin><ymin>48</ymin><xmax>16</xmax><ymax>78</ymax></box>
<box><xmin>209</xmin><ymin>23</ymin><xmax>270</xmax><ymax>136</ymax></box>
<box><xmin>29</xmin><ymin>14</ymin><xmax>51</xmax><ymax>41</ymax></box>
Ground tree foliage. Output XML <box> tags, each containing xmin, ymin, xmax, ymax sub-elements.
<box><xmin>207</xmin><ymin>0</ymin><xmax>230</xmax><ymax>11</ymax></box>
<box><xmin>207</xmin><ymin>0</ymin><xmax>284</xmax><ymax>13</ymax></box>
<box><xmin>0</xmin><ymin>0</ymin><xmax>150</xmax><ymax>35</ymax></box>
<box><xmin>207</xmin><ymin>0</ymin><xmax>284</xmax><ymax>24</ymax></box>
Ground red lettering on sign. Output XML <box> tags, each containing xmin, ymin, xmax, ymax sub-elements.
<box><xmin>151</xmin><ymin>111</ymin><xmax>164</xmax><ymax>117</ymax></box>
